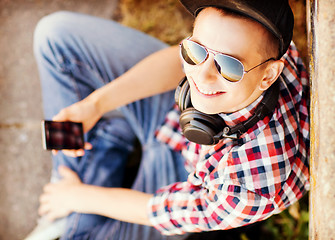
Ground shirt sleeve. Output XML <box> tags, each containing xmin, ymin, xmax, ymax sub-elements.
<box><xmin>147</xmin><ymin>177</ymin><xmax>277</xmax><ymax>235</ymax></box>
<box><xmin>155</xmin><ymin>104</ymin><xmax>188</xmax><ymax>152</ymax></box>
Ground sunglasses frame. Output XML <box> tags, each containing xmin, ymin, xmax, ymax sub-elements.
<box><xmin>180</xmin><ymin>37</ymin><xmax>275</xmax><ymax>83</ymax></box>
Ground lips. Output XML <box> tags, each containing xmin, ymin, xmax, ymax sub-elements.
<box><xmin>191</xmin><ymin>78</ymin><xmax>225</xmax><ymax>97</ymax></box>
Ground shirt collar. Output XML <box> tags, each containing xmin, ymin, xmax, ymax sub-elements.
<box><xmin>218</xmin><ymin>93</ymin><xmax>265</xmax><ymax>127</ymax></box>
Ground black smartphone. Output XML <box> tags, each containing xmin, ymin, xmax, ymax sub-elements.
<box><xmin>41</xmin><ymin>120</ymin><xmax>84</xmax><ymax>150</ymax></box>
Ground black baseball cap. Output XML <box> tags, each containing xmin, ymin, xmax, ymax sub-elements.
<box><xmin>179</xmin><ymin>0</ymin><xmax>294</xmax><ymax>59</ymax></box>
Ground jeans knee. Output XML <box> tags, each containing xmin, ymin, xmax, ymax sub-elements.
<box><xmin>33</xmin><ymin>11</ymin><xmax>77</xmax><ymax>58</ymax></box>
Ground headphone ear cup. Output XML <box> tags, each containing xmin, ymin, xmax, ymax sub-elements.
<box><xmin>175</xmin><ymin>77</ymin><xmax>192</xmax><ymax>111</ymax></box>
<box><xmin>180</xmin><ymin>108</ymin><xmax>225</xmax><ymax>145</ymax></box>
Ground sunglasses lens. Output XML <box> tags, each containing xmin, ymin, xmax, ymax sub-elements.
<box><xmin>181</xmin><ymin>40</ymin><xmax>207</xmax><ymax>65</ymax></box>
<box><xmin>214</xmin><ymin>54</ymin><xmax>244</xmax><ymax>82</ymax></box>
<box><xmin>180</xmin><ymin>39</ymin><xmax>244</xmax><ymax>82</ymax></box>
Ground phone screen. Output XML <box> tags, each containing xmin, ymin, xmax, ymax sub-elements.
<box><xmin>41</xmin><ymin>120</ymin><xmax>84</xmax><ymax>150</ymax></box>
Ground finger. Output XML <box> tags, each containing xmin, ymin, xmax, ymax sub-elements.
<box><xmin>84</xmin><ymin>142</ymin><xmax>93</xmax><ymax>150</ymax></box>
<box><xmin>52</xmin><ymin>109</ymin><xmax>68</xmax><ymax>121</ymax></box>
<box><xmin>39</xmin><ymin>193</ymin><xmax>50</xmax><ymax>203</ymax></box>
<box><xmin>62</xmin><ymin>149</ymin><xmax>80</xmax><ymax>158</ymax></box>
<box><xmin>74</xmin><ymin>149</ymin><xmax>85</xmax><ymax>157</ymax></box>
<box><xmin>62</xmin><ymin>149</ymin><xmax>86</xmax><ymax>157</ymax></box>
<box><xmin>46</xmin><ymin>213</ymin><xmax>56</xmax><ymax>222</ymax></box>
<box><xmin>52</xmin><ymin>150</ymin><xmax>58</xmax><ymax>155</ymax></box>
<box><xmin>43</xmin><ymin>184</ymin><xmax>54</xmax><ymax>193</ymax></box>
<box><xmin>38</xmin><ymin>202</ymin><xmax>51</xmax><ymax>216</ymax></box>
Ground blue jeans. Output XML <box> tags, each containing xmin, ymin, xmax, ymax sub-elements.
<box><xmin>34</xmin><ymin>11</ymin><xmax>188</xmax><ymax>240</ymax></box>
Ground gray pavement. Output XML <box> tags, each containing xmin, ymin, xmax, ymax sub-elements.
<box><xmin>0</xmin><ymin>1</ymin><xmax>118</xmax><ymax>239</ymax></box>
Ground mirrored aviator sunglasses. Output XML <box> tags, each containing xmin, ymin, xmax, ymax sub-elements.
<box><xmin>180</xmin><ymin>38</ymin><xmax>274</xmax><ymax>83</ymax></box>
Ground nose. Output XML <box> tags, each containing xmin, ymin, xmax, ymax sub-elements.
<box><xmin>197</xmin><ymin>53</ymin><xmax>221</xmax><ymax>83</ymax></box>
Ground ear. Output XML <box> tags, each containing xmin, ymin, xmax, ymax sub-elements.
<box><xmin>259</xmin><ymin>60</ymin><xmax>284</xmax><ymax>91</ymax></box>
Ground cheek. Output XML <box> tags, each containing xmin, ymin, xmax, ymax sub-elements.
<box><xmin>183</xmin><ymin>64</ymin><xmax>195</xmax><ymax>75</ymax></box>
<box><xmin>231</xmin><ymin>82</ymin><xmax>254</xmax><ymax>96</ymax></box>
<box><xmin>223</xmin><ymin>77</ymin><xmax>259</xmax><ymax>100</ymax></box>
<box><xmin>227</xmin><ymin>77</ymin><xmax>262</xmax><ymax>105</ymax></box>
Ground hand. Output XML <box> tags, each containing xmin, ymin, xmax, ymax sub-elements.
<box><xmin>51</xmin><ymin>143</ymin><xmax>92</xmax><ymax>158</ymax></box>
<box><xmin>39</xmin><ymin>166</ymin><xmax>82</xmax><ymax>221</ymax></box>
<box><xmin>53</xmin><ymin>98</ymin><xmax>101</xmax><ymax>132</ymax></box>
<box><xmin>52</xmin><ymin>98</ymin><xmax>101</xmax><ymax>157</ymax></box>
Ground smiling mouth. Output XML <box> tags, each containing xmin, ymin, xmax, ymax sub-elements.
<box><xmin>192</xmin><ymin>79</ymin><xmax>225</xmax><ymax>96</ymax></box>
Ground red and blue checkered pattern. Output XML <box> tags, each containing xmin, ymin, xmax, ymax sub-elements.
<box><xmin>149</xmin><ymin>42</ymin><xmax>310</xmax><ymax>235</ymax></box>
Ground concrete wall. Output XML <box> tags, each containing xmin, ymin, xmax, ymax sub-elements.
<box><xmin>308</xmin><ymin>0</ymin><xmax>335</xmax><ymax>239</ymax></box>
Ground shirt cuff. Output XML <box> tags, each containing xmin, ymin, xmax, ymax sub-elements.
<box><xmin>147</xmin><ymin>188</ymin><xmax>186</xmax><ymax>235</ymax></box>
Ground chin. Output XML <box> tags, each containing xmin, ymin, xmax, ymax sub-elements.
<box><xmin>192</xmin><ymin>101</ymin><xmax>222</xmax><ymax>114</ymax></box>
<box><xmin>192</xmin><ymin>98</ymin><xmax>243</xmax><ymax>114</ymax></box>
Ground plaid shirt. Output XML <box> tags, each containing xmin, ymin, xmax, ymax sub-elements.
<box><xmin>148</xmin><ymin>42</ymin><xmax>310</xmax><ymax>235</ymax></box>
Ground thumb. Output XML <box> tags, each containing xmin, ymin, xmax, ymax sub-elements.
<box><xmin>52</xmin><ymin>109</ymin><xmax>68</xmax><ymax>121</ymax></box>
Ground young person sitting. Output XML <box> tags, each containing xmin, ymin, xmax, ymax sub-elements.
<box><xmin>27</xmin><ymin>0</ymin><xmax>309</xmax><ymax>239</ymax></box>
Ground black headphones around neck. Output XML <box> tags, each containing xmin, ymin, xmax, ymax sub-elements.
<box><xmin>174</xmin><ymin>77</ymin><xmax>280</xmax><ymax>145</ymax></box>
